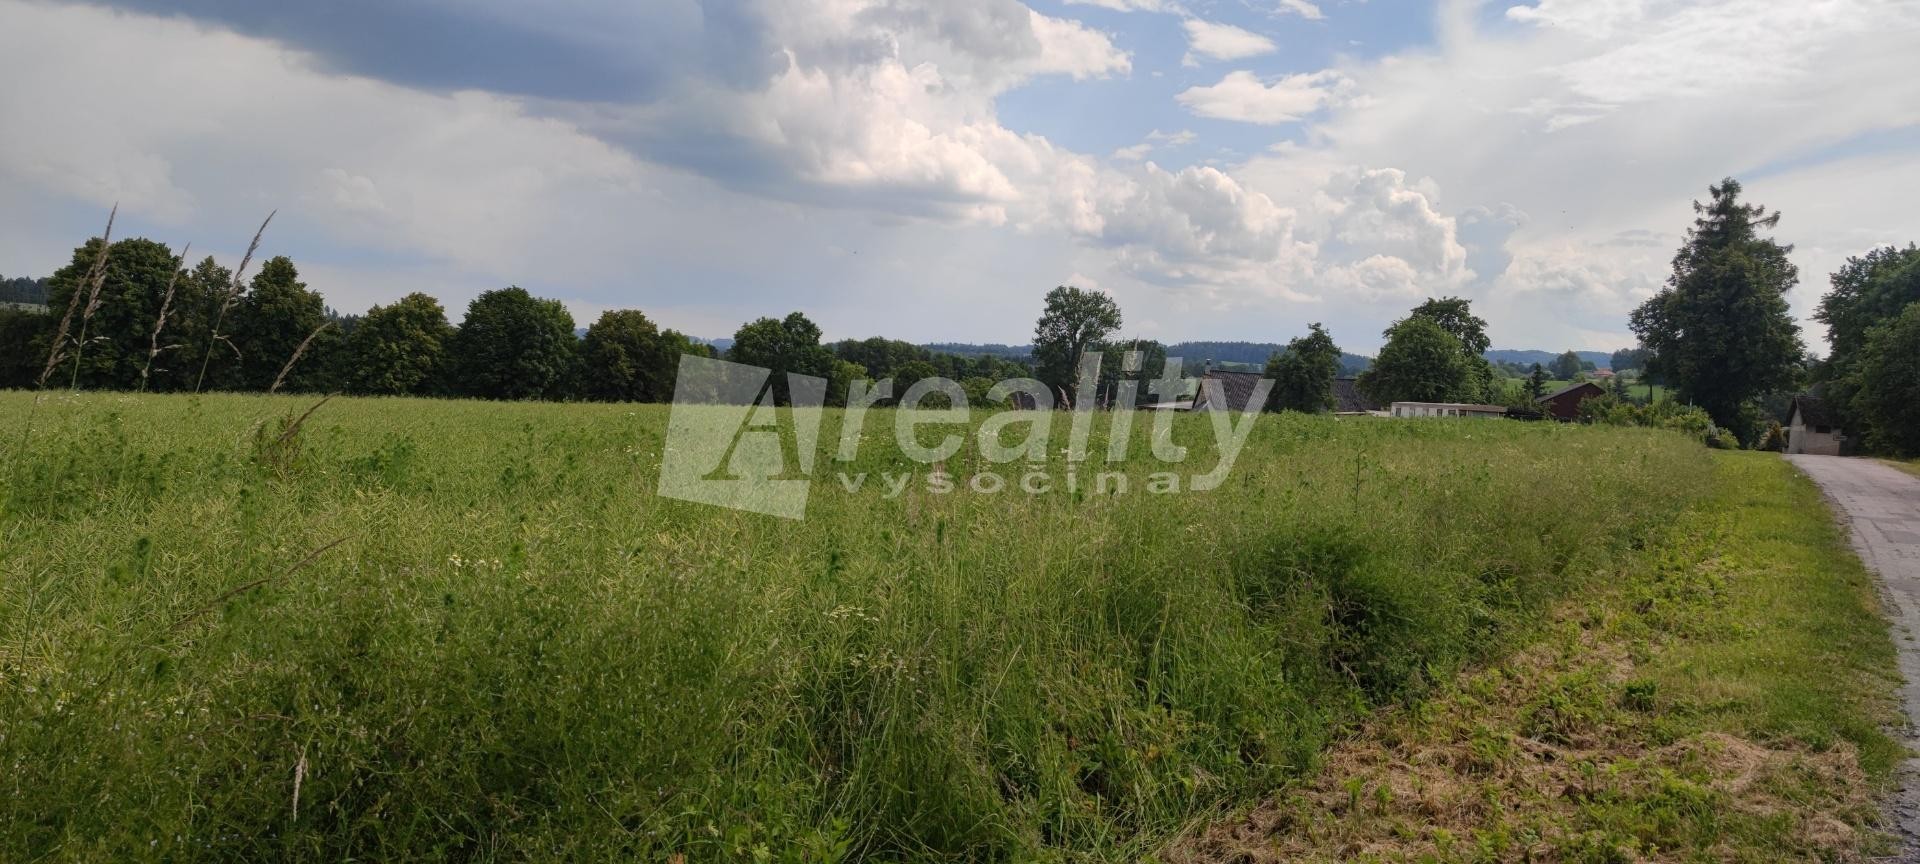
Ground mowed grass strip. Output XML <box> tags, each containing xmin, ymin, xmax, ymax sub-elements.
<box><xmin>4</xmin><ymin>391</ymin><xmax>1708</xmax><ymax>861</ymax></box>
<box><xmin>1173</xmin><ymin>451</ymin><xmax>1904</xmax><ymax>863</ymax></box>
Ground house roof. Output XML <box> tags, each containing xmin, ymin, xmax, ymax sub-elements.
<box><xmin>1334</xmin><ymin>376</ymin><xmax>1381</xmax><ymax>413</ymax></box>
<box><xmin>1538</xmin><ymin>381</ymin><xmax>1607</xmax><ymax>403</ymax></box>
<box><xmin>1190</xmin><ymin>369</ymin><xmax>1265</xmax><ymax>413</ymax></box>
<box><xmin>1791</xmin><ymin>394</ymin><xmax>1839</xmax><ymax>428</ymax></box>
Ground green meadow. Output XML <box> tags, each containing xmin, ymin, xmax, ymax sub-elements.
<box><xmin>0</xmin><ymin>392</ymin><xmax>1887</xmax><ymax>861</ymax></box>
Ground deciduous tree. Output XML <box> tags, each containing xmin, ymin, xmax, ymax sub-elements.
<box><xmin>1854</xmin><ymin>302</ymin><xmax>1920</xmax><ymax>456</ymax></box>
<box><xmin>580</xmin><ymin>309</ymin><xmax>694</xmax><ymax>403</ymax></box>
<box><xmin>1358</xmin><ymin>316</ymin><xmax>1475</xmax><ymax>405</ymax></box>
<box><xmin>450</xmin><ymin>287</ymin><xmax>578</xmax><ymax>400</ymax></box>
<box><xmin>727</xmin><ymin>312</ymin><xmax>835</xmax><ymax>405</ymax></box>
<box><xmin>1265</xmin><ymin>323</ymin><xmax>1341</xmax><ymax>413</ymax></box>
<box><xmin>225</xmin><ymin>257</ymin><xmax>328</xmax><ymax>392</ymax></box>
<box><xmin>1408</xmin><ymin>297</ymin><xmax>1490</xmax><ymax>356</ymax></box>
<box><xmin>1031</xmin><ymin>285</ymin><xmax>1121</xmax><ymax>399</ymax></box>
<box><xmin>42</xmin><ymin>237</ymin><xmax>189</xmax><ymax>390</ymax></box>
<box><xmin>347</xmin><ymin>293</ymin><xmax>456</xmax><ymax>396</ymax></box>
<box><xmin>1548</xmin><ymin>350</ymin><xmax>1583</xmax><ymax>381</ymax></box>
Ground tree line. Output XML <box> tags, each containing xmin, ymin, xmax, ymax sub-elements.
<box><xmin>7</xmin><ymin>178</ymin><xmax>1915</xmax><ymax>453</ymax></box>
<box><xmin>0</xmin><ymin>226</ymin><xmax>1037</xmax><ymax>404</ymax></box>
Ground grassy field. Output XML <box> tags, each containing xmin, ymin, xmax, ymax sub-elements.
<box><xmin>0</xmin><ymin>392</ymin><xmax>1887</xmax><ymax>861</ymax></box>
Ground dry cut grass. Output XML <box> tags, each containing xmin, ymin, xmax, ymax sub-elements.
<box><xmin>1170</xmin><ymin>452</ymin><xmax>1903</xmax><ymax>863</ymax></box>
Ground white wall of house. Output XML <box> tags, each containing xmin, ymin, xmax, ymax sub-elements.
<box><xmin>1389</xmin><ymin>402</ymin><xmax>1506</xmax><ymax>419</ymax></box>
<box><xmin>1787</xmin><ymin>414</ymin><xmax>1843</xmax><ymax>456</ymax></box>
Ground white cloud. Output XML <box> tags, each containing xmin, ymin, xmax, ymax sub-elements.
<box><xmin>1273</xmin><ymin>0</ymin><xmax>1327</xmax><ymax>20</ymax></box>
<box><xmin>1177</xmin><ymin>70</ymin><xmax>1352</xmax><ymax>124</ymax></box>
<box><xmin>1223</xmin><ymin>0</ymin><xmax>1920</xmax><ymax>349</ymax></box>
<box><xmin>1026</xmin><ymin>10</ymin><xmax>1135</xmax><ymax>79</ymax></box>
<box><xmin>1112</xmin><ymin>128</ymin><xmax>1198</xmax><ymax>160</ymax></box>
<box><xmin>1063</xmin><ymin>0</ymin><xmax>1185</xmax><ymax>12</ymax></box>
<box><xmin>7</xmin><ymin>0</ymin><xmax>1920</xmax><ymax>353</ymax></box>
<box><xmin>1181</xmin><ymin>19</ymin><xmax>1278</xmax><ymax>64</ymax></box>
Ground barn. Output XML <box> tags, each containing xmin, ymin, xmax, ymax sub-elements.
<box><xmin>1537</xmin><ymin>381</ymin><xmax>1607</xmax><ymax>421</ymax></box>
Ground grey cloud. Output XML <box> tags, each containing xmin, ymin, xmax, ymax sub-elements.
<box><xmin>1457</xmin><ymin>203</ymin><xmax>1527</xmax><ymax>285</ymax></box>
<box><xmin>70</xmin><ymin>0</ymin><xmax>783</xmax><ymax>102</ymax></box>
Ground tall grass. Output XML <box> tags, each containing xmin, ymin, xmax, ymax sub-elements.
<box><xmin>138</xmin><ymin>242</ymin><xmax>190</xmax><ymax>393</ymax></box>
<box><xmin>0</xmin><ymin>393</ymin><xmax>1710</xmax><ymax>861</ymax></box>
<box><xmin>193</xmin><ymin>211</ymin><xmax>273</xmax><ymax>394</ymax></box>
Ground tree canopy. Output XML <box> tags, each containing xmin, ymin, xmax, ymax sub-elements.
<box><xmin>1265</xmin><ymin>323</ymin><xmax>1341</xmax><ymax>413</ymax></box>
<box><xmin>581</xmin><ymin>309</ymin><xmax>694</xmax><ymax>403</ymax></box>
<box><xmin>1525</xmin><ymin>363</ymin><xmax>1548</xmax><ymax>400</ymax></box>
<box><xmin>1031</xmin><ymin>285</ymin><xmax>1121</xmax><ymax>398</ymax></box>
<box><xmin>1853</xmin><ymin>301</ymin><xmax>1920</xmax><ymax>456</ymax></box>
<box><xmin>346</xmin><ymin>292</ymin><xmax>455</xmax><ymax>396</ymax></box>
<box><xmin>227</xmin><ymin>256</ymin><xmax>331</xmax><ymax>392</ymax></box>
<box><xmin>1608</xmin><ymin>347</ymin><xmax>1651</xmax><ymax>373</ymax></box>
<box><xmin>1812</xmin><ymin>244</ymin><xmax>1920</xmax><ymax>452</ymax></box>
<box><xmin>727</xmin><ymin>312</ymin><xmax>835</xmax><ymax>405</ymax></box>
<box><xmin>450</xmin><ymin>287</ymin><xmax>578</xmax><ymax>400</ymax></box>
<box><xmin>1358</xmin><ymin>316</ymin><xmax>1477</xmax><ymax>405</ymax></box>
<box><xmin>1629</xmin><ymin>178</ymin><xmax>1803</xmax><ymax>435</ymax></box>
<box><xmin>1548</xmin><ymin>350</ymin><xmax>1585</xmax><ymax>381</ymax></box>
<box><xmin>1408</xmin><ymin>297</ymin><xmax>1490</xmax><ymax>357</ymax></box>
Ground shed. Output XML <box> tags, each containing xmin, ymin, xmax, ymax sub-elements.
<box><xmin>1786</xmin><ymin>395</ymin><xmax>1845</xmax><ymax>456</ymax></box>
<box><xmin>1537</xmin><ymin>381</ymin><xmax>1607</xmax><ymax>421</ymax></box>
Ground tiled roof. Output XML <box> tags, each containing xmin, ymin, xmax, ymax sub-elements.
<box><xmin>1333</xmin><ymin>376</ymin><xmax>1381</xmax><ymax>413</ymax></box>
<box><xmin>1538</xmin><ymin>381</ymin><xmax>1606</xmax><ymax>403</ymax></box>
<box><xmin>1191</xmin><ymin>369</ymin><xmax>1266</xmax><ymax>413</ymax></box>
<box><xmin>1792</xmin><ymin>394</ymin><xmax>1838</xmax><ymax>428</ymax></box>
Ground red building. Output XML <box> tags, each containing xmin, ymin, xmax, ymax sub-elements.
<box><xmin>1537</xmin><ymin>381</ymin><xmax>1607</xmax><ymax>421</ymax></box>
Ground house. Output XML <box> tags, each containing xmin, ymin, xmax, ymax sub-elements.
<box><xmin>1591</xmin><ymin>368</ymin><xmax>1617</xmax><ymax>380</ymax></box>
<box><xmin>1334</xmin><ymin>377</ymin><xmax>1383</xmax><ymax>415</ymax></box>
<box><xmin>1537</xmin><ymin>381</ymin><xmax>1607</xmax><ymax>421</ymax></box>
<box><xmin>1388</xmin><ymin>402</ymin><xmax>1508</xmax><ymax>419</ymax></box>
<box><xmin>1786</xmin><ymin>395</ymin><xmax>1845</xmax><ymax>456</ymax></box>
<box><xmin>1189</xmin><ymin>369</ymin><xmax>1267</xmax><ymax>413</ymax></box>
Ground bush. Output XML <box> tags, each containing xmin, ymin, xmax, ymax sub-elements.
<box><xmin>1577</xmin><ymin>394</ymin><xmax>1717</xmax><ymax>443</ymax></box>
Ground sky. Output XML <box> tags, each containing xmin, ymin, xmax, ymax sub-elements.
<box><xmin>1</xmin><ymin>0</ymin><xmax>1917</xmax><ymax>353</ymax></box>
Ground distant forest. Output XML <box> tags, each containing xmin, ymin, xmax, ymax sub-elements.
<box><xmin>1</xmin><ymin>275</ymin><xmax>49</xmax><ymax>306</ymax></box>
<box><xmin>1483</xmin><ymin>349</ymin><xmax>1611</xmax><ymax>368</ymax></box>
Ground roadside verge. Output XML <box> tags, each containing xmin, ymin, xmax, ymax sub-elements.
<box><xmin>1172</xmin><ymin>451</ymin><xmax>1905</xmax><ymax>862</ymax></box>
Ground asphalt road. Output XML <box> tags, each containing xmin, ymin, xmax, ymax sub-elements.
<box><xmin>1786</xmin><ymin>454</ymin><xmax>1920</xmax><ymax>854</ymax></box>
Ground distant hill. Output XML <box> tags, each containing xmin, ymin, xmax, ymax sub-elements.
<box><xmin>1483</xmin><ymin>349</ymin><xmax>1612</xmax><ymax>369</ymax></box>
<box><xmin>1167</xmin><ymin>341</ymin><xmax>1372</xmax><ymax>376</ymax></box>
<box><xmin>921</xmin><ymin>342</ymin><xmax>1029</xmax><ymax>358</ymax></box>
